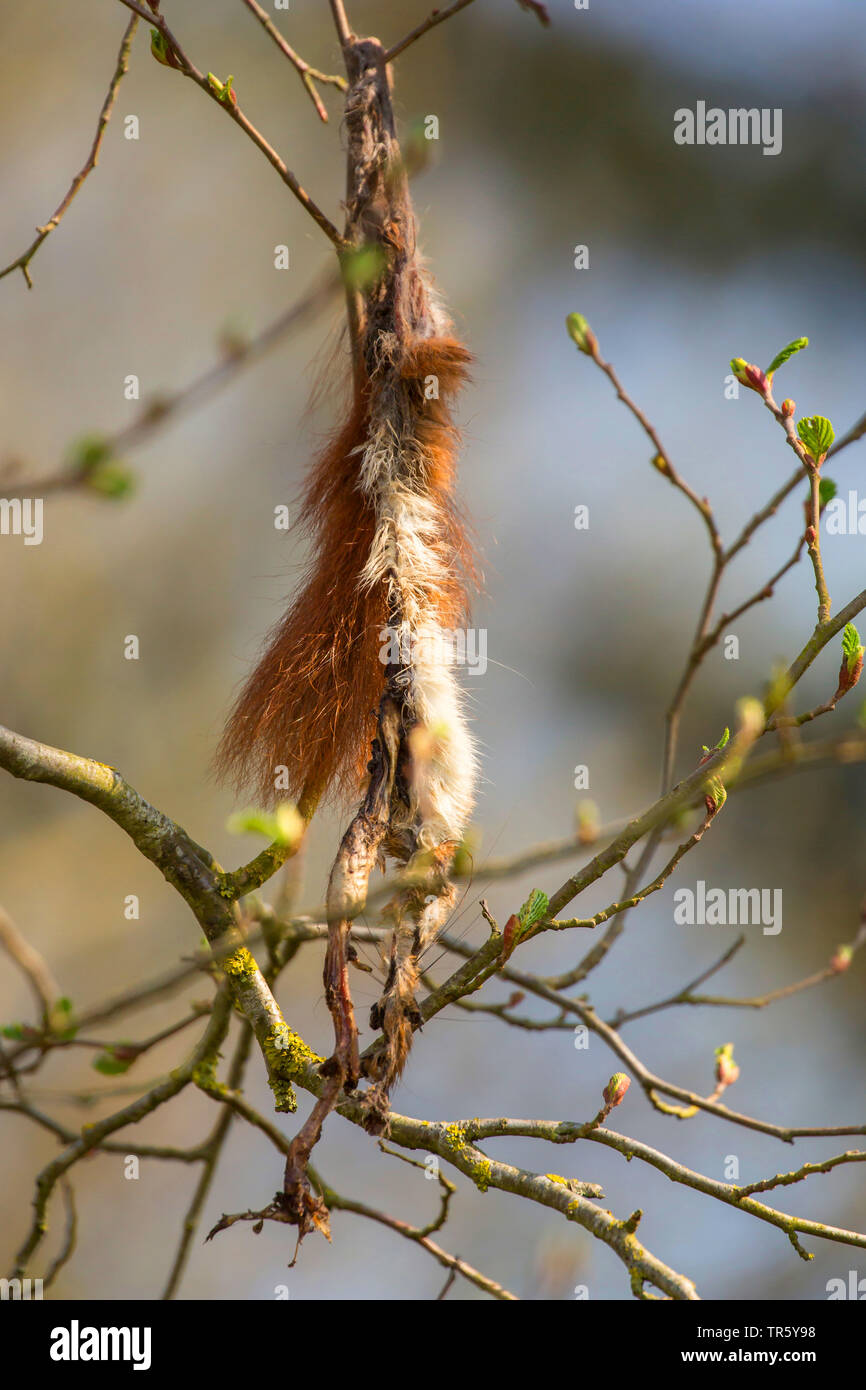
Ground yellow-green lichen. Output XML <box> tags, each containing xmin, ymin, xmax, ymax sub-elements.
<box><xmin>472</xmin><ymin>1157</ymin><xmax>493</xmax><ymax>1192</ymax></box>
<box><xmin>222</xmin><ymin>946</ymin><xmax>257</xmax><ymax>978</ymax></box>
<box><xmin>439</xmin><ymin>1125</ymin><xmax>492</xmax><ymax>1191</ymax></box>
<box><xmin>441</xmin><ymin>1123</ymin><xmax>467</xmax><ymax>1152</ymax></box>
<box><xmin>264</xmin><ymin>1023</ymin><xmax>321</xmax><ymax>1073</ymax></box>
<box><xmin>192</xmin><ymin>1053</ymin><xmax>225</xmax><ymax>1095</ymax></box>
<box><xmin>268</xmin><ymin>1075</ymin><xmax>298</xmax><ymax>1114</ymax></box>
<box><xmin>263</xmin><ymin>1022</ymin><xmax>322</xmax><ymax>1114</ymax></box>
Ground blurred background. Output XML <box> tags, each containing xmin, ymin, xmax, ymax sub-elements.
<box><xmin>1</xmin><ymin>0</ymin><xmax>865</xmax><ymax>1301</ymax></box>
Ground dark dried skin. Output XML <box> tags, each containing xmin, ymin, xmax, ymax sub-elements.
<box><xmin>342</xmin><ymin>38</ymin><xmax>436</xmax><ymax>366</ymax></box>
<box><xmin>282</xmin><ymin>694</ymin><xmax>401</xmax><ymax>1240</ymax></box>
<box><xmin>338</xmin><ymin>39</ymin><xmax>469</xmax><ymax>1108</ymax></box>
<box><xmin>274</xmin><ymin>35</ymin><xmax>470</xmax><ymax>1236</ymax></box>
<box><xmin>322</xmin><ymin>694</ymin><xmax>402</xmax><ymax>1092</ymax></box>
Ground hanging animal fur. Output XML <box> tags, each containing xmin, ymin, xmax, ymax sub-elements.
<box><xmin>219</xmin><ymin>37</ymin><xmax>478</xmax><ymax>1175</ymax></box>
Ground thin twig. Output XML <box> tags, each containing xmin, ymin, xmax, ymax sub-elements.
<box><xmin>115</xmin><ymin>0</ymin><xmax>344</xmax><ymax>246</ymax></box>
<box><xmin>0</xmin><ymin>16</ymin><xmax>139</xmax><ymax>288</ymax></box>
<box><xmin>162</xmin><ymin>1020</ymin><xmax>255</xmax><ymax>1298</ymax></box>
<box><xmin>239</xmin><ymin>0</ymin><xmax>346</xmax><ymax>122</ymax></box>
<box><xmin>384</xmin><ymin>0</ymin><xmax>477</xmax><ymax>62</ymax></box>
<box><xmin>1</xmin><ymin>271</ymin><xmax>339</xmax><ymax>499</ymax></box>
<box><xmin>328</xmin><ymin>0</ymin><xmax>353</xmax><ymax>49</ymax></box>
<box><xmin>587</xmin><ymin>344</ymin><xmax>722</xmax><ymax>558</ymax></box>
<box><xmin>0</xmin><ymin>904</ymin><xmax>61</xmax><ymax>1021</ymax></box>
<box><xmin>44</xmin><ymin>1180</ymin><xmax>79</xmax><ymax>1289</ymax></box>
<box><xmin>312</xmin><ymin>1170</ymin><xmax>517</xmax><ymax>1300</ymax></box>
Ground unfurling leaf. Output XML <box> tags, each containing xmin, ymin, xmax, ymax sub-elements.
<box><xmin>714</xmin><ymin>1042</ymin><xmax>740</xmax><ymax>1087</ymax></box>
<box><xmin>730</xmin><ymin>358</ymin><xmax>767</xmax><ymax>394</ymax></box>
<box><xmin>207</xmin><ymin>73</ymin><xmax>238</xmax><ymax>107</ymax></box>
<box><xmin>735</xmin><ymin>698</ymin><xmax>764</xmax><ymax>741</ymax></box>
<box><xmin>766</xmin><ymin>336</ymin><xmax>808</xmax><ymax>377</ymax></box>
<box><xmin>836</xmin><ymin>623</ymin><xmax>864</xmax><ymax>699</ymax></box>
<box><xmin>49</xmin><ymin>997</ymin><xmax>78</xmax><ymax>1040</ymax></box>
<box><xmin>87</xmin><ymin>461</ymin><xmax>136</xmax><ymax>499</ymax></box>
<box><xmin>226</xmin><ymin>803</ymin><xmax>304</xmax><ymax>848</ymax></box>
<box><xmin>68</xmin><ymin>434</ymin><xmax>110</xmax><ymax>475</ymax></box>
<box><xmin>565</xmin><ymin>312</ymin><xmax>597</xmax><ymax>356</ymax></box>
<box><xmin>67</xmin><ymin>435</ymin><xmax>135</xmax><ymax>498</ymax></box>
<box><xmin>603</xmin><ymin>1072</ymin><xmax>630</xmax><ymax>1108</ymax></box>
<box><xmin>341</xmin><ymin>243</ymin><xmax>387</xmax><ymax>292</ymax></box>
<box><xmin>830</xmin><ymin>944</ymin><xmax>853</xmax><ymax>973</ymax></box>
<box><xmin>150</xmin><ymin>29</ymin><xmax>174</xmax><ymax>67</ymax></box>
<box><xmin>576</xmin><ymin>798</ymin><xmax>599</xmax><ymax>845</ymax></box>
<box><xmin>499</xmin><ymin>889</ymin><xmax>550</xmax><ymax>964</ymax></box>
<box><xmin>819</xmin><ymin>477</ymin><xmax>837</xmax><ymax>508</ymax></box>
<box><xmin>842</xmin><ymin>623</ymin><xmax>863</xmax><ymax>675</ymax></box>
<box><xmin>518</xmin><ymin>888</ymin><xmax>550</xmax><ymax>931</ymax></box>
<box><xmin>704</xmin><ymin>776</ymin><xmax>727</xmax><ymax>814</ymax></box>
<box><xmin>701</xmin><ymin>727</ymin><xmax>730</xmax><ymax>758</ymax></box>
<box><xmin>92</xmin><ymin>1045</ymin><xmax>139</xmax><ymax>1076</ymax></box>
<box><xmin>797</xmin><ymin>414</ymin><xmax>835</xmax><ymax>461</ymax></box>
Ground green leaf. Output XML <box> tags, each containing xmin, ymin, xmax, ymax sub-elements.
<box><xmin>705</xmin><ymin>776</ymin><xmax>727</xmax><ymax>812</ymax></box>
<box><xmin>565</xmin><ymin>312</ymin><xmax>596</xmax><ymax>355</ymax></box>
<box><xmin>49</xmin><ymin>997</ymin><xmax>78</xmax><ymax>1040</ymax></box>
<box><xmin>819</xmin><ymin>477</ymin><xmax>837</xmax><ymax>508</ymax></box>
<box><xmin>702</xmin><ymin>727</ymin><xmax>730</xmax><ymax>755</ymax></box>
<box><xmin>150</xmin><ymin>29</ymin><xmax>173</xmax><ymax>66</ymax></box>
<box><xmin>92</xmin><ymin>1050</ymin><xmax>134</xmax><ymax>1076</ymax></box>
<box><xmin>842</xmin><ymin>623</ymin><xmax>863</xmax><ymax>675</ymax></box>
<box><xmin>226</xmin><ymin>803</ymin><xmax>304</xmax><ymax>847</ymax></box>
<box><xmin>797</xmin><ymin>415</ymin><xmax>835</xmax><ymax>459</ymax></box>
<box><xmin>86</xmin><ymin>461</ymin><xmax>136</xmax><ymax>499</ymax></box>
<box><xmin>68</xmin><ymin>434</ymin><xmax>111</xmax><ymax>476</ymax></box>
<box><xmin>1</xmin><ymin>1023</ymin><xmax>24</xmax><ymax>1040</ymax></box>
<box><xmin>766</xmin><ymin>336</ymin><xmax>808</xmax><ymax>377</ymax></box>
<box><xmin>518</xmin><ymin>888</ymin><xmax>549</xmax><ymax>931</ymax></box>
<box><xmin>206</xmin><ymin>72</ymin><xmax>238</xmax><ymax>106</ymax></box>
<box><xmin>67</xmin><ymin>436</ymin><xmax>134</xmax><ymax>498</ymax></box>
<box><xmin>341</xmin><ymin>243</ymin><xmax>387</xmax><ymax>292</ymax></box>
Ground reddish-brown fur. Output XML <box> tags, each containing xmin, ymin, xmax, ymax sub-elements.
<box><xmin>400</xmin><ymin>338</ymin><xmax>477</xmax><ymax>628</ymax></box>
<box><xmin>217</xmin><ymin>337</ymin><xmax>475</xmax><ymax>806</ymax></box>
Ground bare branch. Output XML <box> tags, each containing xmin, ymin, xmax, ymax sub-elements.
<box><xmin>44</xmin><ymin>1180</ymin><xmax>79</xmax><ymax>1289</ymax></box>
<box><xmin>239</xmin><ymin>0</ymin><xmax>346</xmax><ymax>122</ymax></box>
<box><xmin>311</xmin><ymin>1169</ymin><xmax>517</xmax><ymax>1300</ymax></box>
<box><xmin>2</xmin><ymin>270</ymin><xmax>339</xmax><ymax>499</ymax></box>
<box><xmin>0</xmin><ymin>904</ymin><xmax>61</xmax><ymax>1021</ymax></box>
<box><xmin>0</xmin><ymin>17</ymin><xmax>139</xmax><ymax>288</ymax></box>
<box><xmin>328</xmin><ymin>0</ymin><xmax>354</xmax><ymax>49</ymax></box>
<box><xmin>384</xmin><ymin>0</ymin><xmax>477</xmax><ymax>62</ymax></box>
<box><xmin>115</xmin><ymin>0</ymin><xmax>345</xmax><ymax>246</ymax></box>
<box><xmin>9</xmin><ymin>991</ymin><xmax>232</xmax><ymax>1279</ymax></box>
